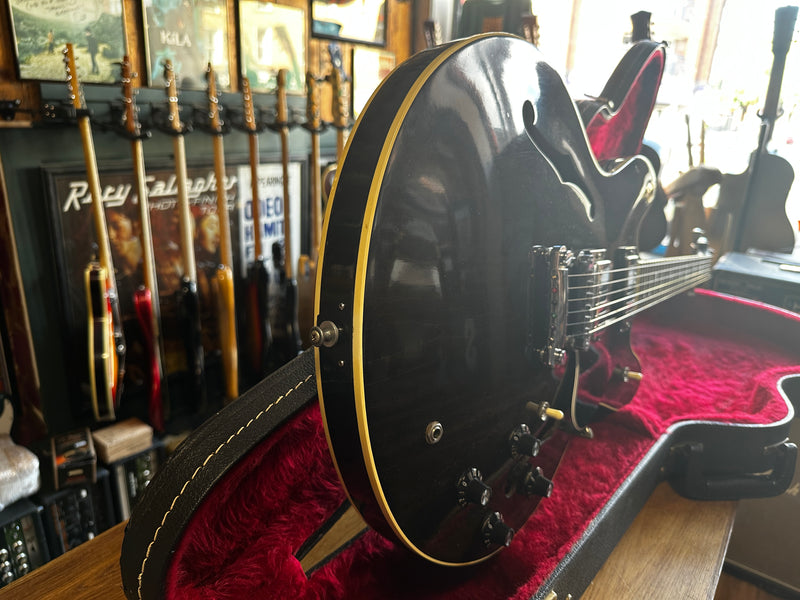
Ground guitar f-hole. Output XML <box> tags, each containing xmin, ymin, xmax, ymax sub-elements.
<box><xmin>522</xmin><ymin>100</ymin><xmax>596</xmax><ymax>219</ymax></box>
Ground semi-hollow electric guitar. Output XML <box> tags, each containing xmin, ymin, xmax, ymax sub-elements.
<box><xmin>163</xmin><ymin>60</ymin><xmax>207</xmax><ymax>413</ymax></box>
<box><xmin>313</xmin><ymin>33</ymin><xmax>712</xmax><ymax>566</ymax></box>
<box><xmin>241</xmin><ymin>76</ymin><xmax>273</xmax><ymax>381</ymax></box>
<box><xmin>205</xmin><ymin>63</ymin><xmax>239</xmax><ymax>403</ymax></box>
<box><xmin>64</xmin><ymin>44</ymin><xmax>126</xmax><ymax>422</ymax></box>
<box><xmin>120</xmin><ymin>56</ymin><xmax>166</xmax><ymax>432</ymax></box>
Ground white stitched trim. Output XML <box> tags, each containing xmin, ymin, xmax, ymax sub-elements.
<box><xmin>136</xmin><ymin>374</ymin><xmax>314</xmax><ymax>599</ymax></box>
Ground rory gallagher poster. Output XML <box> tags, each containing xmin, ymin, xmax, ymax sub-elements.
<box><xmin>45</xmin><ymin>160</ymin><xmax>303</xmax><ymax>417</ymax></box>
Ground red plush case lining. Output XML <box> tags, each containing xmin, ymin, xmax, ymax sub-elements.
<box><xmin>164</xmin><ymin>289</ymin><xmax>799</xmax><ymax>600</ymax></box>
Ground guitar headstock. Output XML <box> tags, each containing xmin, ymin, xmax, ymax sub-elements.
<box><xmin>206</xmin><ymin>63</ymin><xmax>223</xmax><ymax>134</ymax></box>
<box><xmin>276</xmin><ymin>68</ymin><xmax>288</xmax><ymax>126</ymax></box>
<box><xmin>241</xmin><ymin>76</ymin><xmax>257</xmax><ymax>133</ymax></box>
<box><xmin>119</xmin><ymin>56</ymin><xmax>141</xmax><ymax>138</ymax></box>
<box><xmin>63</xmin><ymin>43</ymin><xmax>85</xmax><ymax>111</ymax></box>
<box><xmin>305</xmin><ymin>72</ymin><xmax>321</xmax><ymax>131</ymax></box>
<box><xmin>162</xmin><ymin>60</ymin><xmax>184</xmax><ymax>133</ymax></box>
<box><xmin>327</xmin><ymin>43</ymin><xmax>349</xmax><ymax>130</ymax></box>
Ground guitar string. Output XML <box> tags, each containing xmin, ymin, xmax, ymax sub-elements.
<box><xmin>566</xmin><ymin>256</ymin><xmax>712</xmax><ymax>290</ymax></box>
<box><xmin>565</xmin><ymin>259</ymin><xmax>713</xmax><ymax>307</ymax></box>
<box><xmin>568</xmin><ymin>268</ymin><xmax>711</xmax><ymax>321</ymax></box>
<box><xmin>566</xmin><ymin>267</ymin><xmax>712</xmax><ymax>306</ymax></box>
<box><xmin>565</xmin><ymin>271</ymin><xmax>711</xmax><ymax>333</ymax></box>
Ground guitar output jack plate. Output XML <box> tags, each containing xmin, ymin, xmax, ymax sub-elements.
<box><xmin>425</xmin><ymin>421</ymin><xmax>444</xmax><ymax>445</ymax></box>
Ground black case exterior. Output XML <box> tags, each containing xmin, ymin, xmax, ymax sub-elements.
<box><xmin>535</xmin><ymin>376</ymin><xmax>798</xmax><ymax>599</ymax></box>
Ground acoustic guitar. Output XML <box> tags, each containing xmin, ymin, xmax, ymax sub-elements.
<box><xmin>710</xmin><ymin>6</ymin><xmax>798</xmax><ymax>256</ymax></box>
<box><xmin>63</xmin><ymin>44</ymin><xmax>126</xmax><ymax>422</ymax></box>
<box><xmin>314</xmin><ymin>33</ymin><xmax>712</xmax><ymax>566</ymax></box>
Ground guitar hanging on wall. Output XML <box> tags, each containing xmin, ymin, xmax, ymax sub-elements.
<box><xmin>269</xmin><ymin>69</ymin><xmax>303</xmax><ymax>365</ymax></box>
<box><xmin>63</xmin><ymin>44</ymin><xmax>126</xmax><ymax>422</ymax></box>
<box><xmin>241</xmin><ymin>75</ymin><xmax>274</xmax><ymax>382</ymax></box>
<box><xmin>119</xmin><ymin>56</ymin><xmax>167</xmax><ymax>432</ymax></box>
<box><xmin>297</xmin><ymin>71</ymin><xmax>324</xmax><ymax>348</ymax></box>
<box><xmin>162</xmin><ymin>60</ymin><xmax>207</xmax><ymax>414</ymax></box>
<box><xmin>205</xmin><ymin>63</ymin><xmax>240</xmax><ymax>404</ymax></box>
<box><xmin>314</xmin><ymin>33</ymin><xmax>712</xmax><ymax>565</ymax></box>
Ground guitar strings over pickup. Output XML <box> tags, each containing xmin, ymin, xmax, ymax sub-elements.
<box><xmin>527</xmin><ymin>243</ymin><xmax>712</xmax><ymax>367</ymax></box>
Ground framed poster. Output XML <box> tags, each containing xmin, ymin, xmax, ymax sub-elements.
<box><xmin>142</xmin><ymin>0</ymin><xmax>231</xmax><ymax>90</ymax></box>
<box><xmin>43</xmin><ymin>156</ymin><xmax>304</xmax><ymax>419</ymax></box>
<box><xmin>236</xmin><ymin>161</ymin><xmax>304</xmax><ymax>282</ymax></box>
<box><xmin>239</xmin><ymin>1</ymin><xmax>306</xmax><ymax>94</ymax></box>
<box><xmin>6</xmin><ymin>0</ymin><xmax>125</xmax><ymax>83</ymax></box>
<box><xmin>311</xmin><ymin>0</ymin><xmax>387</xmax><ymax>46</ymax></box>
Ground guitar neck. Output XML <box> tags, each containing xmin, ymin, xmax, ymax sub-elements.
<box><xmin>77</xmin><ymin>116</ymin><xmax>116</xmax><ymax>286</ymax></box>
<box><xmin>276</xmin><ymin>69</ymin><xmax>294</xmax><ymax>280</ymax></box>
<box><xmin>212</xmin><ymin>134</ymin><xmax>235</xmax><ymax>270</ymax></box>
<box><xmin>758</xmin><ymin>5</ymin><xmax>798</xmax><ymax>150</ymax></box>
<box><xmin>248</xmin><ymin>132</ymin><xmax>263</xmax><ymax>259</ymax></box>
<box><xmin>131</xmin><ymin>140</ymin><xmax>158</xmax><ymax>305</ymax></box>
<box><xmin>173</xmin><ymin>134</ymin><xmax>198</xmax><ymax>283</ymax></box>
<box><xmin>532</xmin><ymin>246</ymin><xmax>712</xmax><ymax>366</ymax></box>
<box><xmin>309</xmin><ymin>131</ymin><xmax>322</xmax><ymax>259</ymax></box>
<box><xmin>568</xmin><ymin>253</ymin><xmax>712</xmax><ymax>339</ymax></box>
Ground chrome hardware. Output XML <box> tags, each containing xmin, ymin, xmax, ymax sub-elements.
<box><xmin>310</xmin><ymin>320</ymin><xmax>340</xmax><ymax>348</ymax></box>
<box><xmin>569</xmin><ymin>249</ymin><xmax>611</xmax><ymax>350</ymax></box>
<box><xmin>425</xmin><ymin>421</ymin><xmax>444</xmax><ymax>444</ymax></box>
<box><xmin>528</xmin><ymin>246</ymin><xmax>572</xmax><ymax>366</ymax></box>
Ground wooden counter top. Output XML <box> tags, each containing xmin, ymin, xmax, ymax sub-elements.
<box><xmin>0</xmin><ymin>482</ymin><xmax>736</xmax><ymax>599</ymax></box>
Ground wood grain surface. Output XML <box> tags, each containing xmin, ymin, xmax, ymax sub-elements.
<box><xmin>0</xmin><ymin>482</ymin><xmax>748</xmax><ymax>599</ymax></box>
<box><xmin>582</xmin><ymin>482</ymin><xmax>736</xmax><ymax>600</ymax></box>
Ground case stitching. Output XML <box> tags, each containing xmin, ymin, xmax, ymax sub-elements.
<box><xmin>137</xmin><ymin>373</ymin><xmax>313</xmax><ymax>598</ymax></box>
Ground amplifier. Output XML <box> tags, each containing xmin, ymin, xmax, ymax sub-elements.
<box><xmin>108</xmin><ymin>440</ymin><xmax>165</xmax><ymax>522</ymax></box>
<box><xmin>711</xmin><ymin>250</ymin><xmax>800</xmax><ymax>312</ymax></box>
<box><xmin>36</xmin><ymin>466</ymin><xmax>115</xmax><ymax>559</ymax></box>
<box><xmin>0</xmin><ymin>498</ymin><xmax>49</xmax><ymax>588</ymax></box>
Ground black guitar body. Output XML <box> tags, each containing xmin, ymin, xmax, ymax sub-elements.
<box><xmin>245</xmin><ymin>258</ymin><xmax>274</xmax><ymax>382</ymax></box>
<box><xmin>316</xmin><ymin>34</ymin><xmax>656</xmax><ymax>566</ymax></box>
<box><xmin>270</xmin><ymin>241</ymin><xmax>303</xmax><ymax>368</ymax></box>
<box><xmin>177</xmin><ymin>278</ymin><xmax>207</xmax><ymax>413</ymax></box>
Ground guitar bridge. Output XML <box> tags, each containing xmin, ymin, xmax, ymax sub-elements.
<box><xmin>527</xmin><ymin>246</ymin><xmax>611</xmax><ymax>366</ymax></box>
<box><xmin>527</xmin><ymin>246</ymin><xmax>571</xmax><ymax>366</ymax></box>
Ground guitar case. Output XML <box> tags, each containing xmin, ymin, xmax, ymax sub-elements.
<box><xmin>120</xmin><ymin>289</ymin><xmax>800</xmax><ymax>600</ymax></box>
<box><xmin>120</xmin><ymin>36</ymin><xmax>799</xmax><ymax>599</ymax></box>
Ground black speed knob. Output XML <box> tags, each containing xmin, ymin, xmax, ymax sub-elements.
<box><xmin>481</xmin><ymin>511</ymin><xmax>515</xmax><ymax>547</ymax></box>
<box><xmin>456</xmin><ymin>467</ymin><xmax>492</xmax><ymax>507</ymax></box>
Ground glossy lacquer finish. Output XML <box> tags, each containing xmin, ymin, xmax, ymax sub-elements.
<box><xmin>316</xmin><ymin>35</ymin><xmax>654</xmax><ymax>565</ymax></box>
